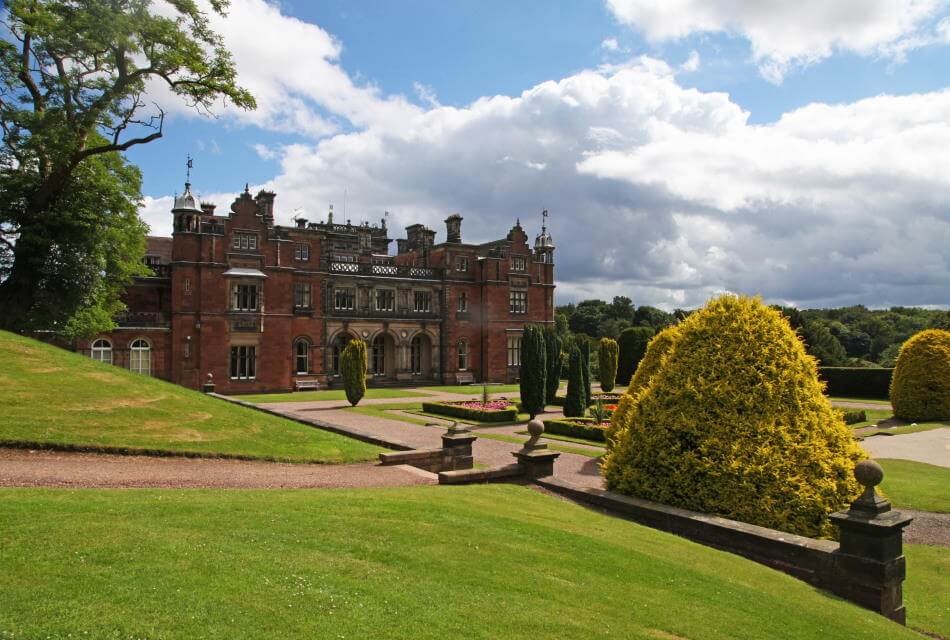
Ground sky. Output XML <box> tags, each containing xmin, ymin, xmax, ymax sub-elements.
<box><xmin>132</xmin><ymin>0</ymin><xmax>950</xmax><ymax>310</ymax></box>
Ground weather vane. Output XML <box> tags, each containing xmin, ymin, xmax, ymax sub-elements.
<box><xmin>186</xmin><ymin>154</ymin><xmax>193</xmax><ymax>183</ymax></box>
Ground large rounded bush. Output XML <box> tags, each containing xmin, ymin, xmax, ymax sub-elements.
<box><xmin>606</xmin><ymin>325</ymin><xmax>680</xmax><ymax>449</ymax></box>
<box><xmin>890</xmin><ymin>329</ymin><xmax>950</xmax><ymax>421</ymax></box>
<box><xmin>602</xmin><ymin>295</ymin><xmax>865</xmax><ymax>539</ymax></box>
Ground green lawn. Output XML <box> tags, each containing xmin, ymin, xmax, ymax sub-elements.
<box><xmin>878</xmin><ymin>459</ymin><xmax>950</xmax><ymax>513</ymax></box>
<box><xmin>0</xmin><ymin>485</ymin><xmax>925</xmax><ymax>640</ymax></box>
<box><xmin>237</xmin><ymin>388</ymin><xmax>428</xmax><ymax>403</ymax></box>
<box><xmin>0</xmin><ymin>331</ymin><xmax>382</xmax><ymax>463</ymax></box>
<box><xmin>829</xmin><ymin>396</ymin><xmax>892</xmax><ymax>406</ymax></box>
<box><xmin>422</xmin><ymin>383</ymin><xmax>521</xmax><ymax>395</ymax></box>
<box><xmin>905</xmin><ymin>544</ymin><xmax>950</xmax><ymax>638</ymax></box>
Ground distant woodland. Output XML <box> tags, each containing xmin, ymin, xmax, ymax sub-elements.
<box><xmin>556</xmin><ymin>297</ymin><xmax>950</xmax><ymax>368</ymax></box>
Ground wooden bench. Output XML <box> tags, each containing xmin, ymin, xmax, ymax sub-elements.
<box><xmin>295</xmin><ymin>378</ymin><xmax>320</xmax><ymax>391</ymax></box>
<box><xmin>455</xmin><ymin>371</ymin><xmax>475</xmax><ymax>385</ymax></box>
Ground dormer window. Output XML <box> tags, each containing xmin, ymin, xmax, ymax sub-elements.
<box><xmin>294</xmin><ymin>243</ymin><xmax>310</xmax><ymax>261</ymax></box>
<box><xmin>456</xmin><ymin>257</ymin><xmax>469</xmax><ymax>272</ymax></box>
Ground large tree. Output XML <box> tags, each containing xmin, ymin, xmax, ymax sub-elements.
<box><xmin>0</xmin><ymin>0</ymin><xmax>254</xmax><ymax>333</ymax></box>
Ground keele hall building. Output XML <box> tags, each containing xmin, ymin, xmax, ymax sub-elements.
<box><xmin>77</xmin><ymin>179</ymin><xmax>556</xmax><ymax>394</ymax></box>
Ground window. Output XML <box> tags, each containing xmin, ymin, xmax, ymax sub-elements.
<box><xmin>334</xmin><ymin>288</ymin><xmax>355</xmax><ymax>310</ymax></box>
<box><xmin>457</xmin><ymin>291</ymin><xmax>468</xmax><ymax>313</ymax></box>
<box><xmin>183</xmin><ymin>277</ymin><xmax>192</xmax><ymax>295</ymax></box>
<box><xmin>231</xmin><ymin>283</ymin><xmax>259</xmax><ymax>311</ymax></box>
<box><xmin>333</xmin><ymin>254</ymin><xmax>356</xmax><ymax>263</ymax></box>
<box><xmin>294</xmin><ymin>339</ymin><xmax>310</xmax><ymax>375</ymax></box>
<box><xmin>507</xmin><ymin>335</ymin><xmax>522</xmax><ymax>367</ymax></box>
<box><xmin>512</xmin><ymin>256</ymin><xmax>526</xmax><ymax>271</ymax></box>
<box><xmin>455</xmin><ymin>256</ymin><xmax>468</xmax><ymax>272</ymax></box>
<box><xmin>330</xmin><ymin>335</ymin><xmax>351</xmax><ymax>373</ymax></box>
<box><xmin>294</xmin><ymin>243</ymin><xmax>310</xmax><ymax>261</ymax></box>
<box><xmin>230</xmin><ymin>345</ymin><xmax>256</xmax><ymax>379</ymax></box>
<box><xmin>509</xmin><ymin>290</ymin><xmax>527</xmax><ymax>314</ymax></box>
<box><xmin>410</xmin><ymin>335</ymin><xmax>424</xmax><ymax>374</ymax></box>
<box><xmin>90</xmin><ymin>339</ymin><xmax>112</xmax><ymax>365</ymax></box>
<box><xmin>413</xmin><ymin>291</ymin><xmax>432</xmax><ymax>313</ymax></box>
<box><xmin>129</xmin><ymin>339</ymin><xmax>151</xmax><ymax>375</ymax></box>
<box><xmin>372</xmin><ymin>335</ymin><xmax>386</xmax><ymax>374</ymax></box>
<box><xmin>143</xmin><ymin>255</ymin><xmax>162</xmax><ymax>267</ymax></box>
<box><xmin>232</xmin><ymin>232</ymin><xmax>258</xmax><ymax>250</ymax></box>
<box><xmin>457</xmin><ymin>340</ymin><xmax>469</xmax><ymax>371</ymax></box>
<box><xmin>294</xmin><ymin>283</ymin><xmax>311</xmax><ymax>309</ymax></box>
<box><xmin>375</xmin><ymin>289</ymin><xmax>395</xmax><ymax>311</ymax></box>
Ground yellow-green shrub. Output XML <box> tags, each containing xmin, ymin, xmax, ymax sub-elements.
<box><xmin>602</xmin><ymin>295</ymin><xmax>865</xmax><ymax>539</ymax></box>
<box><xmin>606</xmin><ymin>325</ymin><xmax>681</xmax><ymax>449</ymax></box>
<box><xmin>890</xmin><ymin>329</ymin><xmax>950</xmax><ymax>421</ymax></box>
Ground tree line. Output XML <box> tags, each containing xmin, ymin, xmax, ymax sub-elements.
<box><xmin>557</xmin><ymin>297</ymin><xmax>950</xmax><ymax>369</ymax></box>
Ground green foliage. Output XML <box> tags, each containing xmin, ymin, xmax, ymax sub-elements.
<box><xmin>0</xmin><ymin>0</ymin><xmax>254</xmax><ymax>332</ymax></box>
<box><xmin>481</xmin><ymin>383</ymin><xmax>490</xmax><ymax>405</ymax></box>
<box><xmin>563</xmin><ymin>346</ymin><xmax>586</xmax><ymax>418</ymax></box>
<box><xmin>607</xmin><ymin>325</ymin><xmax>681</xmax><ymax>448</ymax></box>
<box><xmin>589</xmin><ymin>399</ymin><xmax>609</xmax><ymax>424</ymax></box>
<box><xmin>519</xmin><ymin>325</ymin><xmax>547</xmax><ymax>418</ymax></box>
<box><xmin>543</xmin><ymin>418</ymin><xmax>607</xmax><ymax>442</ymax></box>
<box><xmin>578</xmin><ymin>338</ymin><xmax>591</xmax><ymax>408</ymax></box>
<box><xmin>598</xmin><ymin>338</ymin><xmax>619</xmax><ymax>392</ymax></box>
<box><xmin>543</xmin><ymin>326</ymin><xmax>562</xmax><ymax>404</ymax></box>
<box><xmin>422</xmin><ymin>402</ymin><xmax>517</xmax><ymax>422</ymax></box>
<box><xmin>890</xmin><ymin>329</ymin><xmax>950</xmax><ymax>421</ymax></box>
<box><xmin>800</xmin><ymin>320</ymin><xmax>849</xmax><ymax>366</ymax></box>
<box><xmin>840</xmin><ymin>410</ymin><xmax>867</xmax><ymax>425</ymax></box>
<box><xmin>341</xmin><ymin>339</ymin><xmax>367</xmax><ymax>406</ymax></box>
<box><xmin>819</xmin><ymin>367</ymin><xmax>893</xmax><ymax>400</ymax></box>
<box><xmin>616</xmin><ymin>326</ymin><xmax>654</xmax><ymax>387</ymax></box>
<box><xmin>603</xmin><ymin>295</ymin><xmax>865</xmax><ymax>539</ymax></box>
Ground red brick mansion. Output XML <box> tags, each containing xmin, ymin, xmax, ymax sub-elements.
<box><xmin>77</xmin><ymin>179</ymin><xmax>556</xmax><ymax>394</ymax></box>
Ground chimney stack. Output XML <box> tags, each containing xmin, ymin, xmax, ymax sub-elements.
<box><xmin>445</xmin><ymin>214</ymin><xmax>463</xmax><ymax>243</ymax></box>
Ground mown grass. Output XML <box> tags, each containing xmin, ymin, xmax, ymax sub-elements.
<box><xmin>904</xmin><ymin>544</ymin><xmax>950</xmax><ymax>638</ymax></box>
<box><xmin>0</xmin><ymin>485</ymin><xmax>924</xmax><ymax>640</ymax></box>
<box><xmin>421</xmin><ymin>383</ymin><xmax>521</xmax><ymax>395</ymax></box>
<box><xmin>829</xmin><ymin>396</ymin><xmax>892</xmax><ymax>406</ymax></box>
<box><xmin>0</xmin><ymin>331</ymin><xmax>382</xmax><ymax>463</ymax></box>
<box><xmin>237</xmin><ymin>388</ymin><xmax>428</xmax><ymax>403</ymax></box>
<box><xmin>877</xmin><ymin>459</ymin><xmax>950</xmax><ymax>513</ymax></box>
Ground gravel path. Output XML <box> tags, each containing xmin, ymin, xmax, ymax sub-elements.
<box><xmin>861</xmin><ymin>428</ymin><xmax>950</xmax><ymax>468</ymax></box>
<box><xmin>0</xmin><ymin>448</ymin><xmax>436</xmax><ymax>489</ymax></box>
<box><xmin>900</xmin><ymin>509</ymin><xmax>950</xmax><ymax>546</ymax></box>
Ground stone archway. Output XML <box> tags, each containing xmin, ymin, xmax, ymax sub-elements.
<box><xmin>328</xmin><ymin>331</ymin><xmax>355</xmax><ymax>375</ymax></box>
<box><xmin>370</xmin><ymin>332</ymin><xmax>397</xmax><ymax>381</ymax></box>
<box><xmin>409</xmin><ymin>332</ymin><xmax>433</xmax><ymax>379</ymax></box>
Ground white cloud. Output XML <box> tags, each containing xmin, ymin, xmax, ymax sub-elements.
<box><xmin>601</xmin><ymin>37</ymin><xmax>621</xmax><ymax>51</ymax></box>
<box><xmin>680</xmin><ymin>50</ymin><xmax>700</xmax><ymax>72</ymax></box>
<box><xmin>605</xmin><ymin>0</ymin><xmax>949</xmax><ymax>82</ymax></box>
<box><xmin>142</xmin><ymin>3</ymin><xmax>950</xmax><ymax>310</ymax></box>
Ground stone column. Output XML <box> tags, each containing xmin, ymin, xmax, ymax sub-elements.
<box><xmin>441</xmin><ymin>423</ymin><xmax>477</xmax><ymax>470</ymax></box>
<box><xmin>512</xmin><ymin>418</ymin><xmax>560</xmax><ymax>478</ymax></box>
<box><xmin>829</xmin><ymin>460</ymin><xmax>914</xmax><ymax>623</ymax></box>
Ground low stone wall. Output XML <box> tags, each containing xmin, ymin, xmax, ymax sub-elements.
<box><xmin>379</xmin><ymin>425</ymin><xmax>476</xmax><ymax>473</ymax></box>
<box><xmin>535</xmin><ymin>469</ymin><xmax>912</xmax><ymax>624</ymax></box>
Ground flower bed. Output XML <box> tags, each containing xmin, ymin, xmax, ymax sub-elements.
<box><xmin>591</xmin><ymin>393</ymin><xmax>623</xmax><ymax>402</ymax></box>
<box><xmin>422</xmin><ymin>400</ymin><xmax>518</xmax><ymax>422</ymax></box>
<box><xmin>543</xmin><ymin>418</ymin><xmax>609</xmax><ymax>443</ymax></box>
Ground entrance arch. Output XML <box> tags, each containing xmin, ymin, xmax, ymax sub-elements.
<box><xmin>409</xmin><ymin>333</ymin><xmax>433</xmax><ymax>378</ymax></box>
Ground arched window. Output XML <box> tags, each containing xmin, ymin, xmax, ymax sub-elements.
<box><xmin>90</xmin><ymin>339</ymin><xmax>112</xmax><ymax>365</ymax></box>
<box><xmin>410</xmin><ymin>335</ymin><xmax>423</xmax><ymax>374</ymax></box>
<box><xmin>129</xmin><ymin>339</ymin><xmax>151</xmax><ymax>375</ymax></box>
<box><xmin>457</xmin><ymin>339</ymin><xmax>468</xmax><ymax>371</ymax></box>
<box><xmin>372</xmin><ymin>335</ymin><xmax>386</xmax><ymax>374</ymax></box>
<box><xmin>330</xmin><ymin>334</ymin><xmax>352</xmax><ymax>373</ymax></box>
<box><xmin>294</xmin><ymin>339</ymin><xmax>310</xmax><ymax>375</ymax></box>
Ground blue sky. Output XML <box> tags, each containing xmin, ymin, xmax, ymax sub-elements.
<box><xmin>133</xmin><ymin>0</ymin><xmax>950</xmax><ymax>309</ymax></box>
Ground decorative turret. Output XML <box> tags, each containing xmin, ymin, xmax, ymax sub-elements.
<box><xmin>534</xmin><ymin>209</ymin><xmax>555</xmax><ymax>264</ymax></box>
<box><xmin>172</xmin><ymin>156</ymin><xmax>203</xmax><ymax>232</ymax></box>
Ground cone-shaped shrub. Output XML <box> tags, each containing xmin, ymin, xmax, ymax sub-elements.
<box><xmin>579</xmin><ymin>339</ymin><xmax>591</xmax><ymax>408</ymax></box>
<box><xmin>341</xmin><ymin>339</ymin><xmax>367</xmax><ymax>406</ymax></box>
<box><xmin>519</xmin><ymin>325</ymin><xmax>547</xmax><ymax>418</ymax></box>
<box><xmin>602</xmin><ymin>295</ymin><xmax>865</xmax><ymax>538</ymax></box>
<box><xmin>616</xmin><ymin>326</ymin><xmax>654</xmax><ymax>386</ymax></box>
<box><xmin>598</xmin><ymin>338</ymin><xmax>619</xmax><ymax>392</ymax></box>
<box><xmin>544</xmin><ymin>327</ymin><xmax>562</xmax><ymax>404</ymax></box>
<box><xmin>563</xmin><ymin>346</ymin><xmax>586</xmax><ymax>418</ymax></box>
<box><xmin>890</xmin><ymin>329</ymin><xmax>950</xmax><ymax>421</ymax></box>
<box><xmin>606</xmin><ymin>325</ymin><xmax>681</xmax><ymax>448</ymax></box>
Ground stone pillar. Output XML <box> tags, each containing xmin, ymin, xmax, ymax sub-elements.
<box><xmin>441</xmin><ymin>423</ymin><xmax>477</xmax><ymax>470</ymax></box>
<box><xmin>202</xmin><ymin>372</ymin><xmax>216</xmax><ymax>394</ymax></box>
<box><xmin>829</xmin><ymin>460</ymin><xmax>914</xmax><ymax>624</ymax></box>
<box><xmin>512</xmin><ymin>418</ymin><xmax>559</xmax><ymax>478</ymax></box>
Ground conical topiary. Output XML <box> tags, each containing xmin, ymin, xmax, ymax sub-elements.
<box><xmin>341</xmin><ymin>339</ymin><xmax>367</xmax><ymax>406</ymax></box>
<box><xmin>544</xmin><ymin>327</ymin><xmax>562</xmax><ymax>405</ymax></box>
<box><xmin>563</xmin><ymin>346</ymin><xmax>586</xmax><ymax>418</ymax></box>
<box><xmin>606</xmin><ymin>324</ymin><xmax>681</xmax><ymax>449</ymax></box>
<box><xmin>602</xmin><ymin>295</ymin><xmax>865</xmax><ymax>539</ymax></box>
<box><xmin>890</xmin><ymin>329</ymin><xmax>950</xmax><ymax>422</ymax></box>
<box><xmin>519</xmin><ymin>325</ymin><xmax>547</xmax><ymax>418</ymax></box>
<box><xmin>579</xmin><ymin>339</ymin><xmax>591</xmax><ymax>408</ymax></box>
<box><xmin>598</xmin><ymin>337</ymin><xmax>618</xmax><ymax>393</ymax></box>
<box><xmin>616</xmin><ymin>326</ymin><xmax>654</xmax><ymax>386</ymax></box>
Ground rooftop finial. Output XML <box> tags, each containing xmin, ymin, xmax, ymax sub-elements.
<box><xmin>541</xmin><ymin>208</ymin><xmax>548</xmax><ymax>232</ymax></box>
<box><xmin>244</xmin><ymin>183</ymin><xmax>249</xmax><ymax>193</ymax></box>
<box><xmin>185</xmin><ymin>154</ymin><xmax>193</xmax><ymax>186</ymax></box>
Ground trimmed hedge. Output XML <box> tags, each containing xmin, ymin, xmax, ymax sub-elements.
<box><xmin>421</xmin><ymin>401</ymin><xmax>518</xmax><ymax>423</ymax></box>
<box><xmin>543</xmin><ymin>418</ymin><xmax>607</xmax><ymax>442</ymax></box>
<box><xmin>890</xmin><ymin>329</ymin><xmax>950</xmax><ymax>421</ymax></box>
<box><xmin>341</xmin><ymin>339</ymin><xmax>368</xmax><ymax>406</ymax></box>
<box><xmin>841</xmin><ymin>409</ymin><xmax>867</xmax><ymax>425</ymax></box>
<box><xmin>818</xmin><ymin>367</ymin><xmax>893</xmax><ymax>400</ymax></box>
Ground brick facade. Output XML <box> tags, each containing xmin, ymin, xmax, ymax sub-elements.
<box><xmin>76</xmin><ymin>182</ymin><xmax>555</xmax><ymax>393</ymax></box>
